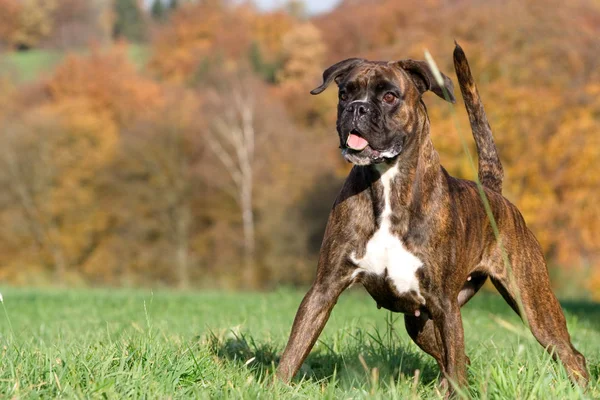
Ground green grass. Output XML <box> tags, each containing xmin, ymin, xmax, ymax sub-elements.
<box><xmin>1</xmin><ymin>44</ymin><xmax>150</xmax><ymax>83</ymax></box>
<box><xmin>2</xmin><ymin>49</ymin><xmax>63</xmax><ymax>82</ymax></box>
<box><xmin>0</xmin><ymin>288</ymin><xmax>598</xmax><ymax>398</ymax></box>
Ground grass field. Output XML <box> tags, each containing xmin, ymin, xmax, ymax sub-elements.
<box><xmin>0</xmin><ymin>288</ymin><xmax>598</xmax><ymax>399</ymax></box>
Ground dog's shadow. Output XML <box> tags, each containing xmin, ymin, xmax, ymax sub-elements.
<box><xmin>206</xmin><ymin>327</ymin><xmax>439</xmax><ymax>387</ymax></box>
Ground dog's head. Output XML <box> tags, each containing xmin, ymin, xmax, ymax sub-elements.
<box><xmin>312</xmin><ymin>58</ymin><xmax>455</xmax><ymax>165</ymax></box>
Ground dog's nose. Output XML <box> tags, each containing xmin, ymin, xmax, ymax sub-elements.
<box><xmin>348</xmin><ymin>101</ymin><xmax>370</xmax><ymax>118</ymax></box>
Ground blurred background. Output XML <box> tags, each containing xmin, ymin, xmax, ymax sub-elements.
<box><xmin>0</xmin><ymin>0</ymin><xmax>597</xmax><ymax>298</ymax></box>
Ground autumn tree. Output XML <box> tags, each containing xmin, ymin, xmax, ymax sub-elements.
<box><xmin>112</xmin><ymin>0</ymin><xmax>146</xmax><ymax>42</ymax></box>
<box><xmin>0</xmin><ymin>46</ymin><xmax>162</xmax><ymax>284</ymax></box>
<box><xmin>151</xmin><ymin>0</ymin><xmax>166</xmax><ymax>21</ymax></box>
<box><xmin>203</xmin><ymin>70</ymin><xmax>260</xmax><ymax>287</ymax></box>
<box><xmin>150</xmin><ymin>1</ymin><xmax>295</xmax><ymax>83</ymax></box>
<box><xmin>0</xmin><ymin>113</ymin><xmax>68</xmax><ymax>282</ymax></box>
<box><xmin>49</xmin><ymin>0</ymin><xmax>110</xmax><ymax>48</ymax></box>
<box><xmin>0</xmin><ymin>0</ymin><xmax>57</xmax><ymax>50</ymax></box>
<box><xmin>0</xmin><ymin>0</ymin><xmax>20</xmax><ymax>48</ymax></box>
<box><xmin>277</xmin><ymin>22</ymin><xmax>326</xmax><ymax>91</ymax></box>
<box><xmin>118</xmin><ymin>90</ymin><xmax>204</xmax><ymax>288</ymax></box>
<box><xmin>275</xmin><ymin>21</ymin><xmax>333</xmax><ymax>127</ymax></box>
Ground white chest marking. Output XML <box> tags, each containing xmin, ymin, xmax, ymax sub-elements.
<box><xmin>350</xmin><ymin>163</ymin><xmax>424</xmax><ymax>298</ymax></box>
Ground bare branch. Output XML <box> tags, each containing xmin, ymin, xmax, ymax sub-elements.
<box><xmin>205</xmin><ymin>133</ymin><xmax>243</xmax><ymax>189</ymax></box>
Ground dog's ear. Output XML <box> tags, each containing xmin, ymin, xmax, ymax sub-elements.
<box><xmin>311</xmin><ymin>58</ymin><xmax>365</xmax><ymax>95</ymax></box>
<box><xmin>396</xmin><ymin>60</ymin><xmax>456</xmax><ymax>103</ymax></box>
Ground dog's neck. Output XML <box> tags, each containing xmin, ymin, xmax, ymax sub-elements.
<box><xmin>369</xmin><ymin>104</ymin><xmax>443</xmax><ymax>219</ymax></box>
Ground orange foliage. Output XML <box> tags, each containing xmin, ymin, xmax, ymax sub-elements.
<box><xmin>250</xmin><ymin>11</ymin><xmax>295</xmax><ymax>63</ymax></box>
<box><xmin>0</xmin><ymin>45</ymin><xmax>165</xmax><ymax>283</ymax></box>
<box><xmin>150</xmin><ymin>1</ymin><xmax>295</xmax><ymax>82</ymax></box>
<box><xmin>0</xmin><ymin>0</ymin><xmax>20</xmax><ymax>44</ymax></box>
<box><xmin>150</xmin><ymin>1</ymin><xmax>252</xmax><ymax>82</ymax></box>
<box><xmin>47</xmin><ymin>45</ymin><xmax>163</xmax><ymax>127</ymax></box>
<box><xmin>0</xmin><ymin>0</ymin><xmax>57</xmax><ymax>49</ymax></box>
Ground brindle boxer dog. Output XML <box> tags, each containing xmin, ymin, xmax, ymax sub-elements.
<box><xmin>276</xmin><ymin>44</ymin><xmax>589</xmax><ymax>394</ymax></box>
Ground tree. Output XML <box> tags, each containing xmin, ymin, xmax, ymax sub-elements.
<box><xmin>47</xmin><ymin>45</ymin><xmax>163</xmax><ymax>126</ymax></box>
<box><xmin>0</xmin><ymin>0</ymin><xmax>21</xmax><ymax>47</ymax></box>
<box><xmin>275</xmin><ymin>22</ymin><xmax>333</xmax><ymax>128</ymax></box>
<box><xmin>0</xmin><ymin>0</ymin><xmax>57</xmax><ymax>50</ymax></box>
<box><xmin>150</xmin><ymin>2</ymin><xmax>295</xmax><ymax>83</ymax></box>
<box><xmin>0</xmin><ymin>96</ymin><xmax>124</xmax><ymax>284</ymax></box>
<box><xmin>277</xmin><ymin>22</ymin><xmax>326</xmax><ymax>91</ymax></box>
<box><xmin>49</xmin><ymin>0</ymin><xmax>109</xmax><ymax>48</ymax></box>
<box><xmin>120</xmin><ymin>90</ymin><xmax>204</xmax><ymax>288</ymax></box>
<box><xmin>112</xmin><ymin>0</ymin><xmax>146</xmax><ymax>42</ymax></box>
<box><xmin>150</xmin><ymin>1</ymin><xmax>253</xmax><ymax>82</ymax></box>
<box><xmin>0</xmin><ymin>46</ymin><xmax>163</xmax><ymax>285</ymax></box>
<box><xmin>204</xmin><ymin>72</ymin><xmax>259</xmax><ymax>288</ymax></box>
<box><xmin>285</xmin><ymin>0</ymin><xmax>307</xmax><ymax>20</ymax></box>
<box><xmin>0</xmin><ymin>116</ymin><xmax>68</xmax><ymax>282</ymax></box>
<box><xmin>151</xmin><ymin>0</ymin><xmax>166</xmax><ymax>22</ymax></box>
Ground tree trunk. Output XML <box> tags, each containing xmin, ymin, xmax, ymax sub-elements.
<box><xmin>175</xmin><ymin>206</ymin><xmax>190</xmax><ymax>289</ymax></box>
<box><xmin>176</xmin><ymin>239</ymin><xmax>189</xmax><ymax>288</ymax></box>
<box><xmin>174</xmin><ymin>144</ymin><xmax>192</xmax><ymax>288</ymax></box>
<box><xmin>50</xmin><ymin>242</ymin><xmax>68</xmax><ymax>285</ymax></box>
<box><xmin>240</xmin><ymin>179</ymin><xmax>256</xmax><ymax>288</ymax></box>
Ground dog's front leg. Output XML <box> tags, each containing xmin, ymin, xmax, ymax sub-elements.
<box><xmin>434</xmin><ymin>301</ymin><xmax>467</xmax><ymax>394</ymax></box>
<box><xmin>276</xmin><ymin>278</ymin><xmax>350</xmax><ymax>382</ymax></box>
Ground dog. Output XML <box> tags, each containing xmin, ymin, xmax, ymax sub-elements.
<box><xmin>276</xmin><ymin>44</ymin><xmax>589</xmax><ymax>393</ymax></box>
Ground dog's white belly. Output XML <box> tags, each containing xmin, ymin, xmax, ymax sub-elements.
<box><xmin>349</xmin><ymin>162</ymin><xmax>424</xmax><ymax>298</ymax></box>
<box><xmin>351</xmin><ymin>228</ymin><xmax>423</xmax><ymax>296</ymax></box>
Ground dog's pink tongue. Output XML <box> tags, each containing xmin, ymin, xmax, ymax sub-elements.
<box><xmin>347</xmin><ymin>133</ymin><xmax>369</xmax><ymax>150</ymax></box>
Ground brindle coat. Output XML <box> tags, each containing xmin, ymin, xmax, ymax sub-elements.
<box><xmin>276</xmin><ymin>44</ymin><xmax>588</xmax><ymax>393</ymax></box>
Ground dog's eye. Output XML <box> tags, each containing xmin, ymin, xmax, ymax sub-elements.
<box><xmin>383</xmin><ymin>92</ymin><xmax>397</xmax><ymax>104</ymax></box>
<box><xmin>339</xmin><ymin>92</ymin><xmax>348</xmax><ymax>101</ymax></box>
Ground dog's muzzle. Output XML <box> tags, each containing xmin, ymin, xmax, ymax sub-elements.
<box><xmin>338</xmin><ymin>101</ymin><xmax>403</xmax><ymax>165</ymax></box>
<box><xmin>342</xmin><ymin>133</ymin><xmax>404</xmax><ymax>165</ymax></box>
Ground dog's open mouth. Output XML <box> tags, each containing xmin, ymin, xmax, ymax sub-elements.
<box><xmin>342</xmin><ymin>131</ymin><xmax>403</xmax><ymax>165</ymax></box>
<box><xmin>346</xmin><ymin>131</ymin><xmax>369</xmax><ymax>151</ymax></box>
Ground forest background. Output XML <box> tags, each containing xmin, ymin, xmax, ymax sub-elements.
<box><xmin>0</xmin><ymin>0</ymin><xmax>598</xmax><ymax>299</ymax></box>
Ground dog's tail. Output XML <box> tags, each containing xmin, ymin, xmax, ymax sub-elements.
<box><xmin>453</xmin><ymin>42</ymin><xmax>504</xmax><ymax>194</ymax></box>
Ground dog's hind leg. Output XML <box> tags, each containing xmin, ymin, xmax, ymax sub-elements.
<box><xmin>404</xmin><ymin>274</ymin><xmax>486</xmax><ymax>389</ymax></box>
<box><xmin>458</xmin><ymin>273</ymin><xmax>487</xmax><ymax>307</ymax></box>
<box><xmin>405</xmin><ymin>314</ymin><xmax>446</xmax><ymax>374</ymax></box>
<box><xmin>489</xmin><ymin>238</ymin><xmax>589</xmax><ymax>386</ymax></box>
<box><xmin>405</xmin><ymin>273</ymin><xmax>486</xmax><ymax>366</ymax></box>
